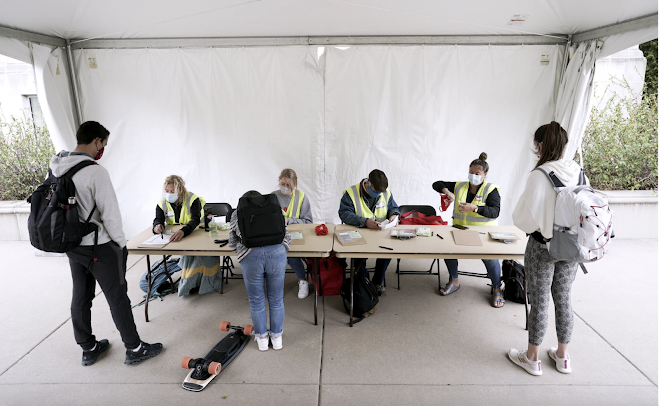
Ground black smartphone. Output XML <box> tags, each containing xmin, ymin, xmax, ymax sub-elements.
<box><xmin>452</xmin><ymin>224</ymin><xmax>469</xmax><ymax>230</ymax></box>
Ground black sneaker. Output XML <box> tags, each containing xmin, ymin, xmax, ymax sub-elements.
<box><xmin>125</xmin><ymin>341</ymin><xmax>163</xmax><ymax>365</ymax></box>
<box><xmin>81</xmin><ymin>339</ymin><xmax>110</xmax><ymax>366</ymax></box>
<box><xmin>375</xmin><ymin>284</ymin><xmax>386</xmax><ymax>296</ymax></box>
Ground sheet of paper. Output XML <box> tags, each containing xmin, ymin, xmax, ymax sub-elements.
<box><xmin>338</xmin><ymin>232</ymin><xmax>354</xmax><ymax>242</ymax></box>
<box><xmin>291</xmin><ymin>232</ymin><xmax>304</xmax><ymax>240</ymax></box>
<box><xmin>347</xmin><ymin>231</ymin><xmax>362</xmax><ymax>239</ymax></box>
<box><xmin>141</xmin><ymin>234</ymin><xmax>170</xmax><ymax>245</ymax></box>
<box><xmin>378</xmin><ymin>216</ymin><xmax>399</xmax><ymax>230</ymax></box>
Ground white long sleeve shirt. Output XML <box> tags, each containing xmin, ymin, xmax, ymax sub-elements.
<box><xmin>512</xmin><ymin>159</ymin><xmax>585</xmax><ymax>240</ymax></box>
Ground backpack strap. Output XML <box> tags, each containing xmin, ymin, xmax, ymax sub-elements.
<box><xmin>534</xmin><ymin>167</ymin><xmax>565</xmax><ymax>190</ymax></box>
<box><xmin>578</xmin><ymin>169</ymin><xmax>587</xmax><ymax>186</ymax></box>
<box><xmin>62</xmin><ymin>160</ymin><xmax>97</xmax><ymax>179</ymax></box>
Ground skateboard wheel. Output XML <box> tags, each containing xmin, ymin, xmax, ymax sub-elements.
<box><xmin>243</xmin><ymin>325</ymin><xmax>253</xmax><ymax>335</ymax></box>
<box><xmin>208</xmin><ymin>362</ymin><xmax>222</xmax><ymax>375</ymax></box>
<box><xmin>220</xmin><ymin>321</ymin><xmax>231</xmax><ymax>331</ymax></box>
<box><xmin>181</xmin><ymin>357</ymin><xmax>194</xmax><ymax>369</ymax></box>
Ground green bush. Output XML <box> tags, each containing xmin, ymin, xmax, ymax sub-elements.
<box><xmin>0</xmin><ymin>111</ymin><xmax>55</xmax><ymax>200</ymax></box>
<box><xmin>578</xmin><ymin>80</ymin><xmax>658</xmax><ymax>191</ymax></box>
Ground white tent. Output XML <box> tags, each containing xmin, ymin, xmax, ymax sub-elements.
<box><xmin>1</xmin><ymin>1</ymin><xmax>657</xmax><ymax>237</ymax></box>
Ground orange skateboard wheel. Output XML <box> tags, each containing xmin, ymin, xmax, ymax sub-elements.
<box><xmin>208</xmin><ymin>362</ymin><xmax>222</xmax><ymax>375</ymax></box>
<box><xmin>220</xmin><ymin>321</ymin><xmax>231</xmax><ymax>331</ymax></box>
<box><xmin>181</xmin><ymin>357</ymin><xmax>193</xmax><ymax>369</ymax></box>
<box><xmin>243</xmin><ymin>325</ymin><xmax>253</xmax><ymax>335</ymax></box>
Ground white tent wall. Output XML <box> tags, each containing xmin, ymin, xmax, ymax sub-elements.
<box><xmin>73</xmin><ymin>46</ymin><xmax>325</xmax><ymax>238</ymax></box>
<box><xmin>70</xmin><ymin>44</ymin><xmax>561</xmax><ymax>238</ymax></box>
<box><xmin>0</xmin><ymin>36</ymin><xmax>77</xmax><ymax>152</ymax></box>
<box><xmin>323</xmin><ymin>45</ymin><xmax>562</xmax><ymax>228</ymax></box>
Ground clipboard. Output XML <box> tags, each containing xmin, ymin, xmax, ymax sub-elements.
<box><xmin>489</xmin><ymin>231</ymin><xmax>520</xmax><ymax>244</ymax></box>
<box><xmin>138</xmin><ymin>234</ymin><xmax>172</xmax><ymax>248</ymax></box>
<box><xmin>335</xmin><ymin>230</ymin><xmax>367</xmax><ymax>246</ymax></box>
<box><xmin>290</xmin><ymin>231</ymin><xmax>305</xmax><ymax>245</ymax></box>
<box><xmin>451</xmin><ymin>230</ymin><xmax>483</xmax><ymax>246</ymax></box>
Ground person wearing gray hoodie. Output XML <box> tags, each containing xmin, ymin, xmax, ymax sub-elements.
<box><xmin>52</xmin><ymin>121</ymin><xmax>162</xmax><ymax>366</ymax></box>
<box><xmin>508</xmin><ymin>121</ymin><xmax>584</xmax><ymax>376</ymax></box>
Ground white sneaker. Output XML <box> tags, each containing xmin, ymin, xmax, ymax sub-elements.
<box><xmin>271</xmin><ymin>334</ymin><xmax>282</xmax><ymax>350</ymax></box>
<box><xmin>298</xmin><ymin>280</ymin><xmax>309</xmax><ymax>299</ymax></box>
<box><xmin>508</xmin><ymin>348</ymin><xmax>542</xmax><ymax>376</ymax></box>
<box><xmin>548</xmin><ymin>347</ymin><xmax>572</xmax><ymax>373</ymax></box>
<box><xmin>255</xmin><ymin>336</ymin><xmax>269</xmax><ymax>351</ymax></box>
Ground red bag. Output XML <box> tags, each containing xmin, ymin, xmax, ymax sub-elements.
<box><xmin>307</xmin><ymin>254</ymin><xmax>346</xmax><ymax>296</ymax></box>
<box><xmin>399</xmin><ymin>210</ymin><xmax>448</xmax><ymax>226</ymax></box>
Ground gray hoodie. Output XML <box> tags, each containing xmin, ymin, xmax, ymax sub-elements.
<box><xmin>513</xmin><ymin>159</ymin><xmax>587</xmax><ymax>239</ymax></box>
<box><xmin>49</xmin><ymin>151</ymin><xmax>127</xmax><ymax>247</ymax></box>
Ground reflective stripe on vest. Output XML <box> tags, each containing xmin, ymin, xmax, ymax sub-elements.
<box><xmin>158</xmin><ymin>192</ymin><xmax>206</xmax><ymax>225</ymax></box>
<box><xmin>345</xmin><ymin>182</ymin><xmax>390</xmax><ymax>222</ymax></box>
<box><xmin>452</xmin><ymin>181</ymin><xmax>499</xmax><ymax>226</ymax></box>
<box><xmin>284</xmin><ymin>189</ymin><xmax>305</xmax><ymax>219</ymax></box>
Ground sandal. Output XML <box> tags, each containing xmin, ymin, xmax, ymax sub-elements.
<box><xmin>492</xmin><ymin>292</ymin><xmax>505</xmax><ymax>308</ymax></box>
<box><xmin>439</xmin><ymin>281</ymin><xmax>460</xmax><ymax>296</ymax></box>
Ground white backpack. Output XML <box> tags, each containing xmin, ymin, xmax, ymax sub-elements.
<box><xmin>535</xmin><ymin>168</ymin><xmax>614</xmax><ymax>272</ymax></box>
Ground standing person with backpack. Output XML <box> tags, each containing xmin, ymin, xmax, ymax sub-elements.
<box><xmin>432</xmin><ymin>152</ymin><xmax>504</xmax><ymax>308</ymax></box>
<box><xmin>508</xmin><ymin>121</ymin><xmax>584</xmax><ymax>376</ymax></box>
<box><xmin>273</xmin><ymin>168</ymin><xmax>314</xmax><ymax>299</ymax></box>
<box><xmin>51</xmin><ymin>121</ymin><xmax>162</xmax><ymax>366</ymax></box>
<box><xmin>229</xmin><ymin>191</ymin><xmax>291</xmax><ymax>351</ymax></box>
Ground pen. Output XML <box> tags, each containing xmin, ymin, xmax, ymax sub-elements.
<box><xmin>437</xmin><ymin>234</ymin><xmax>444</xmax><ymax>240</ymax></box>
<box><xmin>379</xmin><ymin>246</ymin><xmax>393</xmax><ymax>250</ymax></box>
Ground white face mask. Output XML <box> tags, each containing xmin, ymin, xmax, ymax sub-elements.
<box><xmin>468</xmin><ymin>174</ymin><xmax>483</xmax><ymax>186</ymax></box>
<box><xmin>165</xmin><ymin>193</ymin><xmax>178</xmax><ymax>203</ymax></box>
<box><xmin>279</xmin><ymin>185</ymin><xmax>292</xmax><ymax>195</ymax></box>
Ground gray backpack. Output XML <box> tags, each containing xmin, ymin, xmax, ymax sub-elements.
<box><xmin>535</xmin><ymin>168</ymin><xmax>614</xmax><ymax>272</ymax></box>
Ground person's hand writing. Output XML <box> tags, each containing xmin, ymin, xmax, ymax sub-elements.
<box><xmin>365</xmin><ymin>218</ymin><xmax>381</xmax><ymax>230</ymax></box>
<box><xmin>389</xmin><ymin>215</ymin><xmax>398</xmax><ymax>223</ymax></box>
<box><xmin>169</xmin><ymin>230</ymin><xmax>185</xmax><ymax>242</ymax></box>
<box><xmin>154</xmin><ymin>224</ymin><xmax>164</xmax><ymax>233</ymax></box>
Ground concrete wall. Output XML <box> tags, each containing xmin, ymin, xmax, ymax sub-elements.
<box><xmin>1</xmin><ymin>193</ymin><xmax>655</xmax><ymax>241</ymax></box>
<box><xmin>0</xmin><ymin>54</ymin><xmax>37</xmax><ymax>122</ymax></box>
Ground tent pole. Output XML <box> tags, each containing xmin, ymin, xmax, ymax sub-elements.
<box><xmin>65</xmin><ymin>40</ymin><xmax>83</xmax><ymax>127</ymax></box>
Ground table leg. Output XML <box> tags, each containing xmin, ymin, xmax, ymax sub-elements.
<box><xmin>145</xmin><ymin>255</ymin><xmax>152</xmax><ymax>323</ymax></box>
<box><xmin>313</xmin><ymin>258</ymin><xmax>319</xmax><ymax>326</ymax></box>
<box><xmin>349</xmin><ymin>258</ymin><xmax>354</xmax><ymax>327</ymax></box>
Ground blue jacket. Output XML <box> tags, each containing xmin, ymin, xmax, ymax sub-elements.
<box><xmin>338</xmin><ymin>185</ymin><xmax>400</xmax><ymax>227</ymax></box>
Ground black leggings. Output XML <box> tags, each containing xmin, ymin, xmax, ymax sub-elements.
<box><xmin>67</xmin><ymin>242</ymin><xmax>141</xmax><ymax>350</ymax></box>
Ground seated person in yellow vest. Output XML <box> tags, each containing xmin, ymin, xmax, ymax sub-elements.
<box><xmin>432</xmin><ymin>152</ymin><xmax>504</xmax><ymax>308</ymax></box>
<box><xmin>273</xmin><ymin>168</ymin><xmax>314</xmax><ymax>299</ymax></box>
<box><xmin>338</xmin><ymin>169</ymin><xmax>400</xmax><ymax>296</ymax></box>
<box><xmin>152</xmin><ymin>175</ymin><xmax>222</xmax><ymax>296</ymax></box>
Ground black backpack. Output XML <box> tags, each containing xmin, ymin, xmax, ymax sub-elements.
<box><xmin>340</xmin><ymin>270</ymin><xmax>379</xmax><ymax>323</ymax></box>
<box><xmin>236</xmin><ymin>193</ymin><xmax>285</xmax><ymax>248</ymax></box>
<box><xmin>27</xmin><ymin>161</ymin><xmax>98</xmax><ymax>253</ymax></box>
<box><xmin>502</xmin><ymin>260</ymin><xmax>529</xmax><ymax>304</ymax></box>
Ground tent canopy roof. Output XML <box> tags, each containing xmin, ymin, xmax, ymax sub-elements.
<box><xmin>2</xmin><ymin>0</ymin><xmax>657</xmax><ymax>43</ymax></box>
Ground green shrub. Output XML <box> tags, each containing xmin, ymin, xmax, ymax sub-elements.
<box><xmin>579</xmin><ymin>80</ymin><xmax>658</xmax><ymax>191</ymax></box>
<box><xmin>0</xmin><ymin>111</ymin><xmax>55</xmax><ymax>200</ymax></box>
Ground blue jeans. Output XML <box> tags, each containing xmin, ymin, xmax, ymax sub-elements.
<box><xmin>288</xmin><ymin>257</ymin><xmax>306</xmax><ymax>279</ymax></box>
<box><xmin>444</xmin><ymin>259</ymin><xmax>501</xmax><ymax>289</ymax></box>
<box><xmin>354</xmin><ymin>258</ymin><xmax>391</xmax><ymax>286</ymax></box>
<box><xmin>241</xmin><ymin>245</ymin><xmax>287</xmax><ymax>338</ymax></box>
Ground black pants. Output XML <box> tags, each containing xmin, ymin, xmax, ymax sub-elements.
<box><xmin>67</xmin><ymin>242</ymin><xmax>141</xmax><ymax>350</ymax></box>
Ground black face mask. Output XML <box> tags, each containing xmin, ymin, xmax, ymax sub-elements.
<box><xmin>94</xmin><ymin>140</ymin><xmax>105</xmax><ymax>160</ymax></box>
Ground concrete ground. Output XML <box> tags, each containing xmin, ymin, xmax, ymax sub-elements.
<box><xmin>0</xmin><ymin>239</ymin><xmax>656</xmax><ymax>406</ymax></box>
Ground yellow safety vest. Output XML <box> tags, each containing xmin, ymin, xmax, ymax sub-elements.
<box><xmin>283</xmin><ymin>189</ymin><xmax>305</xmax><ymax>219</ymax></box>
<box><xmin>344</xmin><ymin>182</ymin><xmax>391</xmax><ymax>222</ymax></box>
<box><xmin>158</xmin><ymin>192</ymin><xmax>206</xmax><ymax>225</ymax></box>
<box><xmin>452</xmin><ymin>181</ymin><xmax>500</xmax><ymax>226</ymax></box>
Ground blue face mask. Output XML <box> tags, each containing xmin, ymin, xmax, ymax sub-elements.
<box><xmin>367</xmin><ymin>186</ymin><xmax>381</xmax><ymax>199</ymax></box>
<box><xmin>165</xmin><ymin>193</ymin><xmax>178</xmax><ymax>203</ymax></box>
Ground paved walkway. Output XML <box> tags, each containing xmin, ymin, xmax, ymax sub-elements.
<box><xmin>0</xmin><ymin>239</ymin><xmax>656</xmax><ymax>405</ymax></box>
